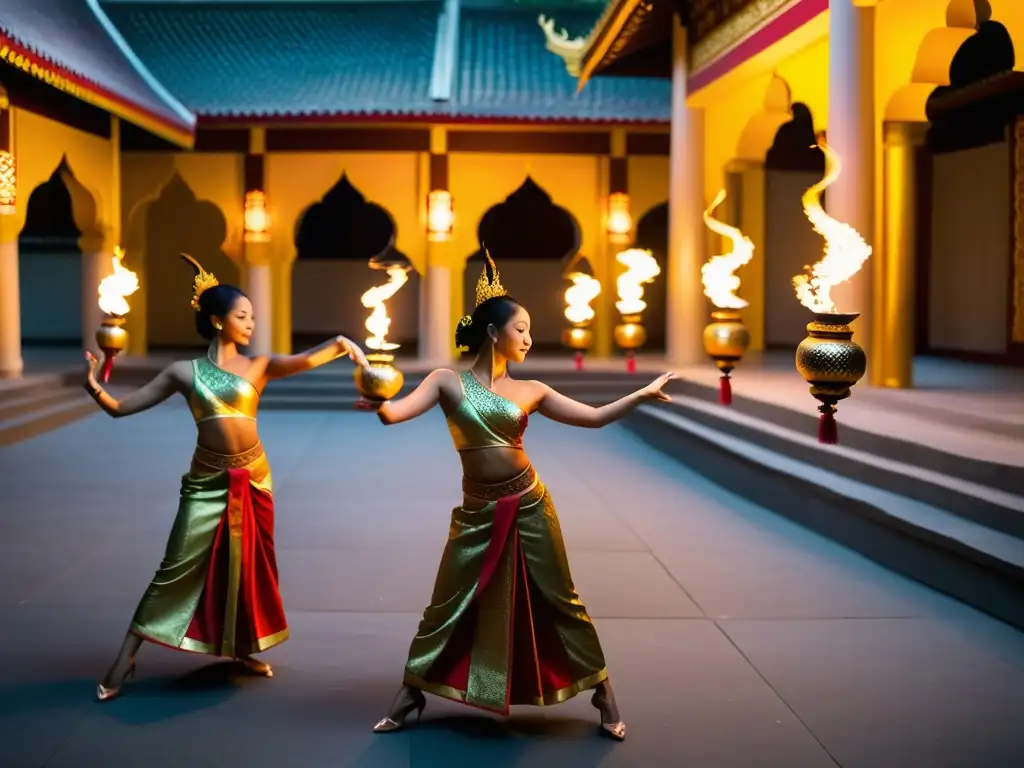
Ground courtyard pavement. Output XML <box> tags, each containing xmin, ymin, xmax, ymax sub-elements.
<box><xmin>1</xmin><ymin>403</ymin><xmax>1023</xmax><ymax>767</ymax></box>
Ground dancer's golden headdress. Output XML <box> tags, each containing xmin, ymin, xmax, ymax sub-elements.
<box><xmin>474</xmin><ymin>247</ymin><xmax>507</xmax><ymax>307</ymax></box>
<box><xmin>180</xmin><ymin>253</ymin><xmax>219</xmax><ymax>310</ymax></box>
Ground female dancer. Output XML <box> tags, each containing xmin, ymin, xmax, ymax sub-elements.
<box><xmin>364</xmin><ymin>253</ymin><xmax>673</xmax><ymax>740</ymax></box>
<box><xmin>87</xmin><ymin>254</ymin><xmax>368</xmax><ymax>701</ymax></box>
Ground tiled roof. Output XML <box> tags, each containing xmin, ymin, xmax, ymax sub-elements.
<box><xmin>100</xmin><ymin>1</ymin><xmax>669</xmax><ymax>124</ymax></box>
<box><xmin>101</xmin><ymin>1</ymin><xmax>443</xmax><ymax>119</ymax></box>
<box><xmin>0</xmin><ymin>0</ymin><xmax>195</xmax><ymax>145</ymax></box>
<box><xmin>454</xmin><ymin>7</ymin><xmax>670</xmax><ymax>122</ymax></box>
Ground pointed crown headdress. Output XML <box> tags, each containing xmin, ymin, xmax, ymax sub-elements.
<box><xmin>474</xmin><ymin>246</ymin><xmax>507</xmax><ymax>307</ymax></box>
<box><xmin>180</xmin><ymin>253</ymin><xmax>219</xmax><ymax>310</ymax></box>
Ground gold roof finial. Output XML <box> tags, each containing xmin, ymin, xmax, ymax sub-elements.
<box><xmin>475</xmin><ymin>245</ymin><xmax>507</xmax><ymax>307</ymax></box>
<box><xmin>180</xmin><ymin>253</ymin><xmax>220</xmax><ymax>310</ymax></box>
<box><xmin>538</xmin><ymin>15</ymin><xmax>588</xmax><ymax>77</ymax></box>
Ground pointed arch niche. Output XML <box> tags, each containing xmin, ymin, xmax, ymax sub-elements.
<box><xmin>462</xmin><ymin>177</ymin><xmax>582</xmax><ymax>350</ymax></box>
<box><xmin>144</xmin><ymin>173</ymin><xmax>236</xmax><ymax>349</ymax></box>
<box><xmin>17</xmin><ymin>157</ymin><xmax>84</xmax><ymax>343</ymax></box>
<box><xmin>292</xmin><ymin>173</ymin><xmax>419</xmax><ymax>352</ymax></box>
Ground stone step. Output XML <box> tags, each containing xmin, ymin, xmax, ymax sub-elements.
<box><xmin>0</xmin><ymin>385</ymin><xmax>84</xmax><ymax>424</ymax></box>
<box><xmin>624</xmin><ymin>404</ymin><xmax>1024</xmax><ymax>630</ymax></box>
<box><xmin>0</xmin><ymin>390</ymin><xmax>98</xmax><ymax>448</ymax></box>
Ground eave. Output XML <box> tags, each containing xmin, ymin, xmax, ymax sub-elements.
<box><xmin>577</xmin><ymin>0</ymin><xmax>675</xmax><ymax>91</ymax></box>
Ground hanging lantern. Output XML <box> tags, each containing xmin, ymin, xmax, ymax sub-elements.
<box><xmin>243</xmin><ymin>190</ymin><xmax>270</xmax><ymax>243</ymax></box>
<box><xmin>427</xmin><ymin>190</ymin><xmax>454</xmax><ymax>241</ymax></box>
<box><xmin>0</xmin><ymin>150</ymin><xmax>15</xmax><ymax>214</ymax></box>
<box><xmin>606</xmin><ymin>192</ymin><xmax>632</xmax><ymax>243</ymax></box>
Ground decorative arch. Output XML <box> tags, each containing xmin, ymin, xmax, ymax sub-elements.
<box><xmin>17</xmin><ymin>157</ymin><xmax>85</xmax><ymax>343</ymax></box>
<box><xmin>736</xmin><ymin>75</ymin><xmax>794</xmax><ymax>161</ymax></box>
<box><xmin>927</xmin><ymin>5</ymin><xmax>1015</xmax><ymax>114</ymax></box>
<box><xmin>295</xmin><ymin>173</ymin><xmax>395</xmax><ymax>261</ymax></box>
<box><xmin>765</xmin><ymin>102</ymin><xmax>824</xmax><ymax>172</ymax></box>
<box><xmin>888</xmin><ymin>0</ymin><xmax>992</xmax><ymax>121</ymax></box>
<box><xmin>145</xmin><ymin>172</ymin><xmax>236</xmax><ymax>348</ymax></box>
<box><xmin>473</xmin><ymin>176</ymin><xmax>581</xmax><ymax>262</ymax></box>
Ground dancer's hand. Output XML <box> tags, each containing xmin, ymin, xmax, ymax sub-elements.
<box><xmin>337</xmin><ymin>336</ymin><xmax>369</xmax><ymax>368</ymax></box>
<box><xmin>355</xmin><ymin>397</ymin><xmax>385</xmax><ymax>411</ymax></box>
<box><xmin>83</xmin><ymin>351</ymin><xmax>101</xmax><ymax>392</ymax></box>
<box><xmin>638</xmin><ymin>372</ymin><xmax>674</xmax><ymax>403</ymax></box>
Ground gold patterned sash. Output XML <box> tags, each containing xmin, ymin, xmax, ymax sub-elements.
<box><xmin>462</xmin><ymin>466</ymin><xmax>537</xmax><ymax>502</ymax></box>
<box><xmin>193</xmin><ymin>442</ymin><xmax>264</xmax><ymax>471</ymax></box>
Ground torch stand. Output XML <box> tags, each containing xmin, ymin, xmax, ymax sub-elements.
<box><xmin>562</xmin><ymin>325</ymin><xmax>593</xmax><ymax>372</ymax></box>
<box><xmin>614</xmin><ymin>315</ymin><xmax>645</xmax><ymax>374</ymax></box>
<box><xmin>95</xmin><ymin>315</ymin><xmax>129</xmax><ymax>383</ymax></box>
<box><xmin>702</xmin><ymin>310</ymin><xmax>750</xmax><ymax>405</ymax></box>
<box><xmin>795</xmin><ymin>312</ymin><xmax>867</xmax><ymax>444</ymax></box>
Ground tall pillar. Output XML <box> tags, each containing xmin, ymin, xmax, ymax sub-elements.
<box><xmin>243</xmin><ymin>128</ymin><xmax>273</xmax><ymax>356</ymax></box>
<box><xmin>873</xmin><ymin>122</ymin><xmax>926</xmax><ymax>388</ymax></box>
<box><xmin>422</xmin><ymin>127</ymin><xmax>453</xmax><ymax>365</ymax></box>
<box><xmin>0</xmin><ymin>91</ymin><xmax>22</xmax><ymax>378</ymax></box>
<box><xmin>828</xmin><ymin>0</ymin><xmax>876</xmax><ymax>357</ymax></box>
<box><xmin>666</xmin><ymin>18</ymin><xmax>706</xmax><ymax>366</ymax></box>
<box><xmin>598</xmin><ymin>129</ymin><xmax>628</xmax><ymax>358</ymax></box>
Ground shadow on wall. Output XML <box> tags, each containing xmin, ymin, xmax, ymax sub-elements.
<box><xmin>764</xmin><ymin>102</ymin><xmax>825</xmax><ymax>350</ymax></box>
<box><xmin>461</xmin><ymin>176</ymin><xmax>581</xmax><ymax>351</ymax></box>
<box><xmin>292</xmin><ymin>173</ymin><xmax>419</xmax><ymax>349</ymax></box>
<box><xmin>18</xmin><ymin>157</ymin><xmax>83</xmax><ymax>344</ymax></box>
<box><xmin>145</xmin><ymin>173</ymin><xmax>237</xmax><ymax>349</ymax></box>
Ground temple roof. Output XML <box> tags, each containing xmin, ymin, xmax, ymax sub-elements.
<box><xmin>576</xmin><ymin>0</ymin><xmax>676</xmax><ymax>89</ymax></box>
<box><xmin>0</xmin><ymin>0</ymin><xmax>196</xmax><ymax>146</ymax></box>
<box><xmin>101</xmin><ymin>1</ymin><xmax>670</xmax><ymax>124</ymax></box>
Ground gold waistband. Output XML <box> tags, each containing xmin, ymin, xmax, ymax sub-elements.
<box><xmin>193</xmin><ymin>442</ymin><xmax>264</xmax><ymax>471</ymax></box>
<box><xmin>462</xmin><ymin>466</ymin><xmax>537</xmax><ymax>502</ymax></box>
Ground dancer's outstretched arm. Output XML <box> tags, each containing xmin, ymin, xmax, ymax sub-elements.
<box><xmin>264</xmin><ymin>335</ymin><xmax>368</xmax><ymax>379</ymax></box>
<box><xmin>532</xmin><ymin>372</ymin><xmax>674</xmax><ymax>429</ymax></box>
<box><xmin>374</xmin><ymin>368</ymin><xmax>459</xmax><ymax>426</ymax></box>
<box><xmin>83</xmin><ymin>352</ymin><xmax>188</xmax><ymax>418</ymax></box>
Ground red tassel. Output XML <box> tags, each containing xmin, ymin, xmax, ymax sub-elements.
<box><xmin>625</xmin><ymin>351</ymin><xmax>636</xmax><ymax>374</ymax></box>
<box><xmin>719</xmin><ymin>375</ymin><xmax>732</xmax><ymax>405</ymax></box>
<box><xmin>818</xmin><ymin>411</ymin><xmax>839</xmax><ymax>444</ymax></box>
<box><xmin>574</xmin><ymin>351</ymin><xmax>584</xmax><ymax>371</ymax></box>
<box><xmin>100</xmin><ymin>351</ymin><xmax>116</xmax><ymax>383</ymax></box>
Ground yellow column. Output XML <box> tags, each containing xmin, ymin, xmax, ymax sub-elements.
<box><xmin>422</xmin><ymin>126</ymin><xmax>454</xmax><ymax>365</ymax></box>
<box><xmin>828</xmin><ymin>0</ymin><xmax>877</xmax><ymax>357</ymax></box>
<box><xmin>243</xmin><ymin>128</ymin><xmax>273</xmax><ymax>356</ymax></box>
<box><xmin>725</xmin><ymin>159</ymin><xmax>766</xmax><ymax>352</ymax></box>
<box><xmin>666</xmin><ymin>18</ymin><xmax>706</xmax><ymax>366</ymax></box>
<box><xmin>872</xmin><ymin>121</ymin><xmax>926</xmax><ymax>388</ymax></box>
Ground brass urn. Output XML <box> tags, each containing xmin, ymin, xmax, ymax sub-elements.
<box><xmin>562</xmin><ymin>325</ymin><xmax>593</xmax><ymax>371</ymax></box>
<box><xmin>354</xmin><ymin>353</ymin><xmax>404</xmax><ymax>401</ymax></box>
<box><xmin>795</xmin><ymin>312</ymin><xmax>867</xmax><ymax>443</ymax></box>
<box><xmin>614</xmin><ymin>315</ymin><xmax>646</xmax><ymax>373</ymax></box>
<box><xmin>702</xmin><ymin>310</ymin><xmax>750</xmax><ymax>404</ymax></box>
<box><xmin>95</xmin><ymin>315</ymin><xmax>129</xmax><ymax>383</ymax></box>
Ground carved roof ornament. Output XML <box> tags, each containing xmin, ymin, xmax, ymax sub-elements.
<box><xmin>538</xmin><ymin>15</ymin><xmax>588</xmax><ymax>77</ymax></box>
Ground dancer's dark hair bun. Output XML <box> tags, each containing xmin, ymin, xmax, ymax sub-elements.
<box><xmin>195</xmin><ymin>284</ymin><xmax>247</xmax><ymax>340</ymax></box>
<box><xmin>454</xmin><ymin>296</ymin><xmax>521</xmax><ymax>354</ymax></box>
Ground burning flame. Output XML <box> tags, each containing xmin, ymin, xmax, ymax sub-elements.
<box><xmin>97</xmin><ymin>247</ymin><xmax>139</xmax><ymax>316</ymax></box>
<box><xmin>702</xmin><ymin>189</ymin><xmax>753</xmax><ymax>309</ymax></box>
<box><xmin>793</xmin><ymin>140</ymin><xmax>872</xmax><ymax>313</ymax></box>
<box><xmin>564</xmin><ymin>272</ymin><xmax>601</xmax><ymax>325</ymax></box>
<box><xmin>615</xmin><ymin>248</ymin><xmax>660</xmax><ymax>316</ymax></box>
<box><xmin>360</xmin><ymin>267</ymin><xmax>410</xmax><ymax>352</ymax></box>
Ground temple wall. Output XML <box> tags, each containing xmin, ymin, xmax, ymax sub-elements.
<box><xmin>928</xmin><ymin>141</ymin><xmax>1011</xmax><ymax>355</ymax></box>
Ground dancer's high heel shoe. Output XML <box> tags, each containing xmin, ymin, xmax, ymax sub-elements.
<box><xmin>591</xmin><ymin>688</ymin><xmax>627</xmax><ymax>741</ymax></box>
<box><xmin>373</xmin><ymin>688</ymin><xmax>427</xmax><ymax>733</ymax></box>
<box><xmin>95</xmin><ymin>660</ymin><xmax>136</xmax><ymax>703</ymax></box>
<box><xmin>239</xmin><ymin>657</ymin><xmax>274</xmax><ymax>678</ymax></box>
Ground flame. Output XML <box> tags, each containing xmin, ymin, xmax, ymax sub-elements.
<box><xmin>97</xmin><ymin>247</ymin><xmax>139</xmax><ymax>316</ymax></box>
<box><xmin>564</xmin><ymin>272</ymin><xmax>601</xmax><ymax>325</ymax></box>
<box><xmin>615</xmin><ymin>248</ymin><xmax>660</xmax><ymax>316</ymax></box>
<box><xmin>360</xmin><ymin>266</ymin><xmax>410</xmax><ymax>352</ymax></box>
<box><xmin>793</xmin><ymin>140</ymin><xmax>872</xmax><ymax>313</ymax></box>
<box><xmin>702</xmin><ymin>189</ymin><xmax>753</xmax><ymax>309</ymax></box>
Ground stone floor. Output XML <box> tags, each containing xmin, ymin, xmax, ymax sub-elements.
<box><xmin>2</xmin><ymin>404</ymin><xmax>1024</xmax><ymax>767</ymax></box>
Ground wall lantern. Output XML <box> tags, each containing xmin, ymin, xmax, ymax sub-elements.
<box><xmin>427</xmin><ymin>189</ymin><xmax>454</xmax><ymax>241</ymax></box>
<box><xmin>606</xmin><ymin>191</ymin><xmax>632</xmax><ymax>243</ymax></box>
<box><xmin>243</xmin><ymin>190</ymin><xmax>270</xmax><ymax>243</ymax></box>
<box><xmin>0</xmin><ymin>150</ymin><xmax>15</xmax><ymax>214</ymax></box>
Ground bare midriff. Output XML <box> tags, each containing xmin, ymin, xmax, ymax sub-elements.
<box><xmin>190</xmin><ymin>419</ymin><xmax>262</xmax><ymax>475</ymax></box>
